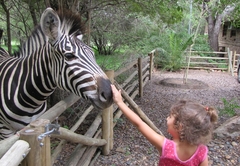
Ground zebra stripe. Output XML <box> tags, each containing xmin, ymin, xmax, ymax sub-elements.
<box><xmin>0</xmin><ymin>8</ymin><xmax>113</xmax><ymax>140</ymax></box>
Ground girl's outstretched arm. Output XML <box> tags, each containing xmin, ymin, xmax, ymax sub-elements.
<box><xmin>111</xmin><ymin>84</ymin><xmax>165</xmax><ymax>153</ymax></box>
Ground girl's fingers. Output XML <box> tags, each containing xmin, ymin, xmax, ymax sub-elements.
<box><xmin>111</xmin><ymin>85</ymin><xmax>122</xmax><ymax>98</ymax></box>
<box><xmin>111</xmin><ymin>84</ymin><xmax>119</xmax><ymax>93</ymax></box>
<box><xmin>111</xmin><ymin>84</ymin><xmax>117</xmax><ymax>91</ymax></box>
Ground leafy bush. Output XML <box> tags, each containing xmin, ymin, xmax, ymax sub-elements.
<box><xmin>219</xmin><ymin>98</ymin><xmax>240</xmax><ymax>117</ymax></box>
<box><xmin>154</xmin><ymin>31</ymin><xmax>193</xmax><ymax>71</ymax></box>
<box><xmin>192</xmin><ymin>35</ymin><xmax>211</xmax><ymax>53</ymax></box>
<box><xmin>95</xmin><ymin>50</ymin><xmax>137</xmax><ymax>71</ymax></box>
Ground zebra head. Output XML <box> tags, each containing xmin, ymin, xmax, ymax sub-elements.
<box><xmin>40</xmin><ymin>8</ymin><xmax>113</xmax><ymax>109</ymax></box>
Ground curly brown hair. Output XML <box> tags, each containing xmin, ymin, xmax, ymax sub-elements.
<box><xmin>170</xmin><ymin>100</ymin><xmax>218</xmax><ymax>145</ymax></box>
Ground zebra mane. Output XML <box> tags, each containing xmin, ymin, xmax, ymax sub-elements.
<box><xmin>13</xmin><ymin>9</ymin><xmax>86</xmax><ymax>58</ymax></box>
<box><xmin>57</xmin><ymin>9</ymin><xmax>86</xmax><ymax>36</ymax></box>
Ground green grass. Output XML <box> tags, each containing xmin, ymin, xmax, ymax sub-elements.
<box><xmin>0</xmin><ymin>45</ymin><xmax>19</xmax><ymax>54</ymax></box>
<box><xmin>218</xmin><ymin>98</ymin><xmax>240</xmax><ymax>117</ymax></box>
<box><xmin>1</xmin><ymin>44</ymin><xmax>125</xmax><ymax>70</ymax></box>
<box><xmin>96</xmin><ymin>54</ymin><xmax>126</xmax><ymax>71</ymax></box>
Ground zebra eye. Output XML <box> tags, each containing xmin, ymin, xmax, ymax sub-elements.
<box><xmin>65</xmin><ymin>53</ymin><xmax>76</xmax><ymax>61</ymax></box>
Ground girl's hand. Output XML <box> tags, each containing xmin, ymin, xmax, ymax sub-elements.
<box><xmin>111</xmin><ymin>84</ymin><xmax>123</xmax><ymax>105</ymax></box>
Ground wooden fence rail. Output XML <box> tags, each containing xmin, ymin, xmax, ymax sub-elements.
<box><xmin>233</xmin><ymin>51</ymin><xmax>240</xmax><ymax>73</ymax></box>
<box><xmin>0</xmin><ymin>140</ymin><xmax>30</xmax><ymax>166</ymax></box>
<box><xmin>151</xmin><ymin>48</ymin><xmax>237</xmax><ymax>74</ymax></box>
<box><xmin>0</xmin><ymin>51</ymin><xmax>156</xmax><ymax>166</ymax></box>
<box><xmin>182</xmin><ymin>48</ymin><xmax>240</xmax><ymax>76</ymax></box>
<box><xmin>185</xmin><ymin>49</ymin><xmax>231</xmax><ymax>71</ymax></box>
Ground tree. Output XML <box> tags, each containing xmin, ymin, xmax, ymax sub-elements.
<box><xmin>90</xmin><ymin>6</ymin><xmax>135</xmax><ymax>55</ymax></box>
<box><xmin>0</xmin><ymin>0</ymin><xmax>12</xmax><ymax>53</ymax></box>
<box><xmin>0</xmin><ymin>0</ymin><xmax>185</xmax><ymax>54</ymax></box>
<box><xmin>88</xmin><ymin>0</ymin><xmax>184</xmax><ymax>54</ymax></box>
<box><xmin>196</xmin><ymin>0</ymin><xmax>240</xmax><ymax>51</ymax></box>
<box><xmin>0</xmin><ymin>28</ymin><xmax>3</xmax><ymax>44</ymax></box>
<box><xmin>22</xmin><ymin>0</ymin><xmax>43</xmax><ymax>26</ymax></box>
<box><xmin>125</xmin><ymin>0</ymin><xmax>184</xmax><ymax>24</ymax></box>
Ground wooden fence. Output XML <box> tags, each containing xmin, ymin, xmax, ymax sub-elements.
<box><xmin>186</xmin><ymin>51</ymin><xmax>229</xmax><ymax>70</ymax></box>
<box><xmin>232</xmin><ymin>51</ymin><xmax>240</xmax><ymax>73</ymax></box>
<box><xmin>0</xmin><ymin>51</ymin><xmax>156</xmax><ymax>166</ymax></box>
<box><xmin>184</xmin><ymin>48</ymin><xmax>240</xmax><ymax>76</ymax></box>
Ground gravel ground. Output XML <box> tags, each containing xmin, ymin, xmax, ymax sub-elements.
<box><xmin>94</xmin><ymin>69</ymin><xmax>240</xmax><ymax>166</ymax></box>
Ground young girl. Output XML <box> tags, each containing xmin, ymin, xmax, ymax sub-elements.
<box><xmin>111</xmin><ymin>85</ymin><xmax>218</xmax><ymax>166</ymax></box>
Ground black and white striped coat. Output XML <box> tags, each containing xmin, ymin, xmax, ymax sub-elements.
<box><xmin>0</xmin><ymin>8</ymin><xmax>113</xmax><ymax>140</ymax></box>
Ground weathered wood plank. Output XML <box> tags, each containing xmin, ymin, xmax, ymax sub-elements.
<box><xmin>51</xmin><ymin>127</ymin><xmax>106</xmax><ymax>146</ymax></box>
<box><xmin>0</xmin><ymin>140</ymin><xmax>30</xmax><ymax>166</ymax></box>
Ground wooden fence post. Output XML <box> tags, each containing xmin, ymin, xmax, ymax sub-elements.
<box><xmin>148</xmin><ymin>52</ymin><xmax>153</xmax><ymax>80</ymax></box>
<box><xmin>138</xmin><ymin>58</ymin><xmax>143</xmax><ymax>97</ymax></box>
<box><xmin>233</xmin><ymin>51</ymin><xmax>236</xmax><ymax>73</ymax></box>
<box><xmin>227</xmin><ymin>48</ymin><xmax>230</xmax><ymax>72</ymax></box>
<box><xmin>227</xmin><ymin>48</ymin><xmax>234</xmax><ymax>75</ymax></box>
<box><xmin>102</xmin><ymin>70</ymin><xmax>114</xmax><ymax>155</ymax></box>
<box><xmin>20</xmin><ymin>119</ymin><xmax>51</xmax><ymax>166</ymax></box>
<box><xmin>230</xmin><ymin>51</ymin><xmax>233</xmax><ymax>76</ymax></box>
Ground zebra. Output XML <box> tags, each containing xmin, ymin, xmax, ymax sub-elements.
<box><xmin>0</xmin><ymin>8</ymin><xmax>113</xmax><ymax>140</ymax></box>
<box><xmin>0</xmin><ymin>47</ymin><xmax>10</xmax><ymax>62</ymax></box>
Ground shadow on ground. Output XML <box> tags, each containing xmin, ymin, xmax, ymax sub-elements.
<box><xmin>159</xmin><ymin>78</ymin><xmax>209</xmax><ymax>89</ymax></box>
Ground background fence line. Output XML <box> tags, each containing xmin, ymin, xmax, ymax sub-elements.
<box><xmin>185</xmin><ymin>48</ymin><xmax>240</xmax><ymax>76</ymax></box>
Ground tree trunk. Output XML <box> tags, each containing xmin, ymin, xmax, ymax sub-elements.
<box><xmin>44</xmin><ymin>0</ymin><xmax>51</xmax><ymax>7</ymax></box>
<box><xmin>28</xmin><ymin>2</ymin><xmax>38</xmax><ymax>26</ymax></box>
<box><xmin>207</xmin><ymin>19</ymin><xmax>219</xmax><ymax>51</ymax></box>
<box><xmin>6</xmin><ymin>8</ymin><xmax>11</xmax><ymax>53</ymax></box>
<box><xmin>204</xmin><ymin>2</ymin><xmax>237</xmax><ymax>52</ymax></box>
<box><xmin>207</xmin><ymin>10</ymin><xmax>223</xmax><ymax>51</ymax></box>
<box><xmin>0</xmin><ymin>29</ymin><xmax>3</xmax><ymax>44</ymax></box>
<box><xmin>0</xmin><ymin>1</ymin><xmax>12</xmax><ymax>53</ymax></box>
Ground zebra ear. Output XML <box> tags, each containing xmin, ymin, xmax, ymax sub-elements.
<box><xmin>40</xmin><ymin>8</ymin><xmax>61</xmax><ymax>44</ymax></box>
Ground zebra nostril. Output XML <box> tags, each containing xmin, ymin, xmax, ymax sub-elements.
<box><xmin>96</xmin><ymin>77</ymin><xmax>112</xmax><ymax>102</ymax></box>
<box><xmin>100</xmin><ymin>91</ymin><xmax>107</xmax><ymax>102</ymax></box>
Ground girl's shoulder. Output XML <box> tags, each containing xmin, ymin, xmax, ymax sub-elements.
<box><xmin>162</xmin><ymin>138</ymin><xmax>175</xmax><ymax>151</ymax></box>
<box><xmin>196</xmin><ymin>144</ymin><xmax>208</xmax><ymax>157</ymax></box>
<box><xmin>162</xmin><ymin>141</ymin><xmax>208</xmax><ymax>164</ymax></box>
<box><xmin>190</xmin><ymin>144</ymin><xmax>208</xmax><ymax>163</ymax></box>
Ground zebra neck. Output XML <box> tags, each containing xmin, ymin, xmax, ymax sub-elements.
<box><xmin>6</xmin><ymin>34</ymin><xmax>57</xmax><ymax>109</ymax></box>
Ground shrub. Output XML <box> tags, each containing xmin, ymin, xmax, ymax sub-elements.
<box><xmin>218</xmin><ymin>98</ymin><xmax>240</xmax><ymax>117</ymax></box>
